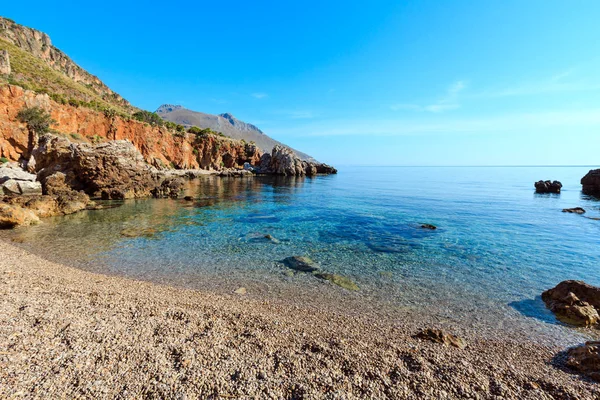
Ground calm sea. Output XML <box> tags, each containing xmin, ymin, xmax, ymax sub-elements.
<box><xmin>2</xmin><ymin>166</ymin><xmax>599</xmax><ymax>344</ymax></box>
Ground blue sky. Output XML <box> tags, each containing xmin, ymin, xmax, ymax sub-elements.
<box><xmin>3</xmin><ymin>1</ymin><xmax>600</xmax><ymax>165</ymax></box>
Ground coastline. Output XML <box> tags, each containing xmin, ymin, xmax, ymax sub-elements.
<box><xmin>1</xmin><ymin>240</ymin><xmax>598</xmax><ymax>399</ymax></box>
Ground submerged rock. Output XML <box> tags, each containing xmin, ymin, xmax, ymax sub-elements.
<box><xmin>534</xmin><ymin>180</ymin><xmax>562</xmax><ymax>194</ymax></box>
<box><xmin>313</xmin><ymin>272</ymin><xmax>360</xmax><ymax>291</ymax></box>
<box><xmin>283</xmin><ymin>256</ymin><xmax>320</xmax><ymax>272</ymax></box>
<box><xmin>562</xmin><ymin>207</ymin><xmax>586</xmax><ymax>214</ymax></box>
<box><xmin>420</xmin><ymin>223</ymin><xmax>437</xmax><ymax>230</ymax></box>
<box><xmin>565</xmin><ymin>341</ymin><xmax>600</xmax><ymax>382</ymax></box>
<box><xmin>120</xmin><ymin>227</ymin><xmax>157</xmax><ymax>238</ymax></box>
<box><xmin>414</xmin><ymin>328</ymin><xmax>467</xmax><ymax>349</ymax></box>
<box><xmin>542</xmin><ymin>280</ymin><xmax>600</xmax><ymax>326</ymax></box>
<box><xmin>264</xmin><ymin>234</ymin><xmax>280</xmax><ymax>244</ymax></box>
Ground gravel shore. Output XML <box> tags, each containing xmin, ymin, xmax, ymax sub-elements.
<box><xmin>1</xmin><ymin>240</ymin><xmax>598</xmax><ymax>399</ymax></box>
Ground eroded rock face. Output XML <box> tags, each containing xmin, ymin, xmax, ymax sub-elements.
<box><xmin>581</xmin><ymin>169</ymin><xmax>600</xmax><ymax>196</ymax></box>
<box><xmin>542</xmin><ymin>281</ymin><xmax>600</xmax><ymax>326</ymax></box>
<box><xmin>32</xmin><ymin>134</ymin><xmax>165</xmax><ymax>199</ymax></box>
<box><xmin>535</xmin><ymin>180</ymin><xmax>562</xmax><ymax>194</ymax></box>
<box><xmin>565</xmin><ymin>341</ymin><xmax>600</xmax><ymax>382</ymax></box>
<box><xmin>256</xmin><ymin>146</ymin><xmax>337</xmax><ymax>176</ymax></box>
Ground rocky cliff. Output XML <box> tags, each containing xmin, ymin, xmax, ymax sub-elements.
<box><xmin>0</xmin><ymin>16</ymin><xmax>132</xmax><ymax>112</ymax></box>
<box><xmin>0</xmin><ymin>85</ymin><xmax>261</xmax><ymax>170</ymax></box>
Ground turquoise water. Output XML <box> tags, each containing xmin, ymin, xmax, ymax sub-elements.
<box><xmin>3</xmin><ymin>166</ymin><xmax>600</xmax><ymax>342</ymax></box>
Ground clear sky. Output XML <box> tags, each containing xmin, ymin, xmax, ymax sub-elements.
<box><xmin>3</xmin><ymin>1</ymin><xmax>600</xmax><ymax>166</ymax></box>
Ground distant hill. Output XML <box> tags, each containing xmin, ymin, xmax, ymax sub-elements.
<box><xmin>156</xmin><ymin>105</ymin><xmax>313</xmax><ymax>160</ymax></box>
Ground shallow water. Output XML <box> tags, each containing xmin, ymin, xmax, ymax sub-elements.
<box><xmin>3</xmin><ymin>166</ymin><xmax>600</xmax><ymax>344</ymax></box>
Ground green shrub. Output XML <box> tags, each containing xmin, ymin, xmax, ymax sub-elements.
<box><xmin>187</xmin><ymin>126</ymin><xmax>202</xmax><ymax>135</ymax></box>
<box><xmin>16</xmin><ymin>106</ymin><xmax>54</xmax><ymax>136</ymax></box>
<box><xmin>0</xmin><ymin>157</ymin><xmax>9</xmax><ymax>164</ymax></box>
<box><xmin>70</xmin><ymin>133</ymin><xmax>82</xmax><ymax>140</ymax></box>
<box><xmin>132</xmin><ymin>110</ymin><xmax>164</xmax><ymax>127</ymax></box>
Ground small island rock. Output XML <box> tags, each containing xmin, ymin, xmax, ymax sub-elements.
<box><xmin>581</xmin><ymin>169</ymin><xmax>600</xmax><ymax>196</ymax></box>
<box><xmin>535</xmin><ymin>180</ymin><xmax>562</xmax><ymax>194</ymax></box>
<box><xmin>562</xmin><ymin>207</ymin><xmax>585</xmax><ymax>214</ymax></box>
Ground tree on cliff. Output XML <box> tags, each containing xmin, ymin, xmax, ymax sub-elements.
<box><xmin>16</xmin><ymin>106</ymin><xmax>55</xmax><ymax>153</ymax></box>
<box><xmin>17</xmin><ymin>106</ymin><xmax>54</xmax><ymax>136</ymax></box>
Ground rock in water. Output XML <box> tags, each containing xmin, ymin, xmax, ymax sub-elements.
<box><xmin>581</xmin><ymin>169</ymin><xmax>600</xmax><ymax>195</ymax></box>
<box><xmin>313</xmin><ymin>272</ymin><xmax>360</xmax><ymax>291</ymax></box>
<box><xmin>562</xmin><ymin>207</ymin><xmax>586</xmax><ymax>214</ymax></box>
<box><xmin>414</xmin><ymin>328</ymin><xmax>467</xmax><ymax>349</ymax></box>
<box><xmin>542</xmin><ymin>280</ymin><xmax>600</xmax><ymax>326</ymax></box>
<box><xmin>255</xmin><ymin>145</ymin><xmax>337</xmax><ymax>176</ymax></box>
<box><xmin>283</xmin><ymin>256</ymin><xmax>320</xmax><ymax>272</ymax></box>
<box><xmin>264</xmin><ymin>234</ymin><xmax>280</xmax><ymax>244</ymax></box>
<box><xmin>565</xmin><ymin>341</ymin><xmax>600</xmax><ymax>382</ymax></box>
<box><xmin>535</xmin><ymin>180</ymin><xmax>562</xmax><ymax>194</ymax></box>
<box><xmin>421</xmin><ymin>223</ymin><xmax>437</xmax><ymax>230</ymax></box>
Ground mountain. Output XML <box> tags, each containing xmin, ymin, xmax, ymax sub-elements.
<box><xmin>156</xmin><ymin>105</ymin><xmax>314</xmax><ymax>161</ymax></box>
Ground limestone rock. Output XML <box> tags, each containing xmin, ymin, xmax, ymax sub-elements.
<box><xmin>0</xmin><ymin>50</ymin><xmax>10</xmax><ymax>75</ymax></box>
<box><xmin>581</xmin><ymin>169</ymin><xmax>600</xmax><ymax>196</ymax></box>
<box><xmin>535</xmin><ymin>180</ymin><xmax>562</xmax><ymax>194</ymax></box>
<box><xmin>256</xmin><ymin>145</ymin><xmax>337</xmax><ymax>176</ymax></box>
<box><xmin>0</xmin><ymin>202</ymin><xmax>39</xmax><ymax>228</ymax></box>
<box><xmin>565</xmin><ymin>341</ymin><xmax>600</xmax><ymax>382</ymax></box>
<box><xmin>283</xmin><ymin>256</ymin><xmax>320</xmax><ymax>272</ymax></box>
<box><xmin>542</xmin><ymin>281</ymin><xmax>600</xmax><ymax>326</ymax></box>
<box><xmin>414</xmin><ymin>328</ymin><xmax>467</xmax><ymax>349</ymax></box>
<box><xmin>0</xmin><ymin>164</ymin><xmax>37</xmax><ymax>184</ymax></box>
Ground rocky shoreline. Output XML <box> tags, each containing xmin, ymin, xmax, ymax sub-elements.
<box><xmin>1</xmin><ymin>240</ymin><xmax>598</xmax><ymax>399</ymax></box>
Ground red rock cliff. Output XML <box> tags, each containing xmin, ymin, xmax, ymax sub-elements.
<box><xmin>0</xmin><ymin>85</ymin><xmax>261</xmax><ymax>170</ymax></box>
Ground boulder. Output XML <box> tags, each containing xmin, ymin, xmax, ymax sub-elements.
<box><xmin>313</xmin><ymin>272</ymin><xmax>360</xmax><ymax>291</ymax></box>
<box><xmin>421</xmin><ymin>223</ymin><xmax>437</xmax><ymax>230</ymax></box>
<box><xmin>1</xmin><ymin>179</ymin><xmax>42</xmax><ymax>196</ymax></box>
<box><xmin>542</xmin><ymin>280</ymin><xmax>600</xmax><ymax>326</ymax></box>
<box><xmin>414</xmin><ymin>328</ymin><xmax>467</xmax><ymax>349</ymax></box>
<box><xmin>535</xmin><ymin>180</ymin><xmax>562</xmax><ymax>194</ymax></box>
<box><xmin>283</xmin><ymin>256</ymin><xmax>320</xmax><ymax>272</ymax></box>
<box><xmin>562</xmin><ymin>207</ymin><xmax>586</xmax><ymax>214</ymax></box>
<box><xmin>581</xmin><ymin>169</ymin><xmax>600</xmax><ymax>196</ymax></box>
<box><xmin>150</xmin><ymin>177</ymin><xmax>184</xmax><ymax>199</ymax></box>
<box><xmin>565</xmin><ymin>341</ymin><xmax>600</xmax><ymax>382</ymax></box>
<box><xmin>32</xmin><ymin>134</ymin><xmax>176</xmax><ymax>200</ymax></box>
<box><xmin>0</xmin><ymin>203</ymin><xmax>40</xmax><ymax>229</ymax></box>
<box><xmin>0</xmin><ymin>164</ymin><xmax>37</xmax><ymax>184</ymax></box>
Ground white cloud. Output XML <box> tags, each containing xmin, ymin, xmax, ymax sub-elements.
<box><xmin>390</xmin><ymin>80</ymin><xmax>466</xmax><ymax>113</ymax></box>
<box><xmin>251</xmin><ymin>92</ymin><xmax>269</xmax><ymax>99</ymax></box>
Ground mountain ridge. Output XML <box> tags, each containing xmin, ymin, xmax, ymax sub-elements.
<box><xmin>155</xmin><ymin>104</ymin><xmax>314</xmax><ymax>161</ymax></box>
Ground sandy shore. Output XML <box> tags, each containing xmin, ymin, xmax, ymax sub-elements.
<box><xmin>0</xmin><ymin>240</ymin><xmax>597</xmax><ymax>399</ymax></box>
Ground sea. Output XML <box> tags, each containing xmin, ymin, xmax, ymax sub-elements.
<box><xmin>2</xmin><ymin>166</ymin><xmax>599</xmax><ymax>345</ymax></box>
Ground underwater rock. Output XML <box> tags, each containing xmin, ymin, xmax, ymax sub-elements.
<box><xmin>562</xmin><ymin>207</ymin><xmax>585</xmax><ymax>214</ymax></box>
<box><xmin>542</xmin><ymin>280</ymin><xmax>600</xmax><ymax>326</ymax></box>
<box><xmin>283</xmin><ymin>256</ymin><xmax>320</xmax><ymax>272</ymax></box>
<box><xmin>414</xmin><ymin>328</ymin><xmax>467</xmax><ymax>349</ymax></box>
<box><xmin>264</xmin><ymin>234</ymin><xmax>281</xmax><ymax>244</ymax></box>
<box><xmin>534</xmin><ymin>180</ymin><xmax>562</xmax><ymax>194</ymax></box>
<box><xmin>420</xmin><ymin>223</ymin><xmax>437</xmax><ymax>230</ymax></box>
<box><xmin>120</xmin><ymin>227</ymin><xmax>157</xmax><ymax>238</ymax></box>
<box><xmin>565</xmin><ymin>341</ymin><xmax>600</xmax><ymax>382</ymax></box>
<box><xmin>313</xmin><ymin>272</ymin><xmax>359</xmax><ymax>291</ymax></box>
